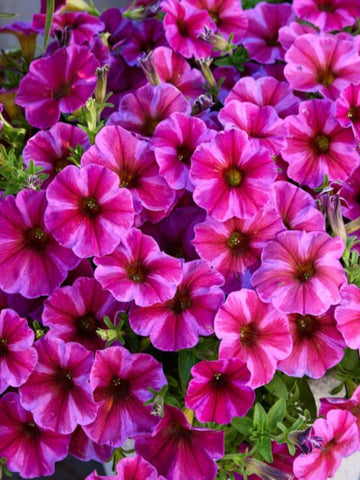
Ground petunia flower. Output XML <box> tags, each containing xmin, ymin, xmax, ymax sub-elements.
<box><xmin>19</xmin><ymin>336</ymin><xmax>98</xmax><ymax>434</ymax></box>
<box><xmin>334</xmin><ymin>283</ymin><xmax>360</xmax><ymax>350</ymax></box>
<box><xmin>185</xmin><ymin>358</ymin><xmax>255</xmax><ymax>424</ymax></box>
<box><xmin>0</xmin><ymin>189</ymin><xmax>79</xmax><ymax>298</ymax></box>
<box><xmin>0</xmin><ymin>308</ymin><xmax>37</xmax><ymax>394</ymax></box>
<box><xmin>215</xmin><ymin>289</ymin><xmax>292</xmax><ymax>388</ymax></box>
<box><xmin>190</xmin><ymin>129</ymin><xmax>277</xmax><ymax>221</ymax></box>
<box><xmin>278</xmin><ymin>20</ymin><xmax>318</xmax><ymax>51</ymax></box>
<box><xmin>45</xmin><ymin>164</ymin><xmax>134</xmax><ymax>258</ymax></box>
<box><xmin>86</xmin><ymin>455</ymin><xmax>160</xmax><ymax>480</ymax></box>
<box><xmin>16</xmin><ymin>44</ymin><xmax>99</xmax><ymax>129</ymax></box>
<box><xmin>251</xmin><ymin>230</ymin><xmax>347</xmax><ymax>316</ymax></box>
<box><xmin>135</xmin><ymin>405</ymin><xmax>224</xmax><ymax>480</ymax></box>
<box><xmin>84</xmin><ymin>345</ymin><xmax>167</xmax><ymax>447</ymax></box>
<box><xmin>94</xmin><ymin>228</ymin><xmax>182</xmax><ymax>307</ymax></box>
<box><xmin>100</xmin><ymin>8</ymin><xmax>133</xmax><ymax>49</ymax></box>
<box><xmin>335</xmin><ymin>83</ymin><xmax>360</xmax><ymax>139</ymax></box>
<box><xmin>0</xmin><ymin>392</ymin><xmax>70</xmax><ymax>478</ymax></box>
<box><xmin>129</xmin><ymin>259</ymin><xmax>224</xmax><ymax>351</ymax></box>
<box><xmin>69</xmin><ymin>425</ymin><xmax>112</xmax><ymax>463</ymax></box>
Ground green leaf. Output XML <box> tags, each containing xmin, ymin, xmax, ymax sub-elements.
<box><xmin>330</xmin><ymin>383</ymin><xmax>344</xmax><ymax>395</ymax></box>
<box><xmin>264</xmin><ymin>374</ymin><xmax>288</xmax><ymax>399</ymax></box>
<box><xmin>178</xmin><ymin>349</ymin><xmax>196</xmax><ymax>392</ymax></box>
<box><xmin>0</xmin><ymin>12</ymin><xmax>18</xmax><ymax>17</ymax></box>
<box><xmin>231</xmin><ymin>416</ymin><xmax>253</xmax><ymax>435</ymax></box>
<box><xmin>253</xmin><ymin>403</ymin><xmax>268</xmax><ymax>430</ymax></box>
<box><xmin>257</xmin><ymin>434</ymin><xmax>273</xmax><ymax>463</ymax></box>
<box><xmin>44</xmin><ymin>0</ymin><xmax>55</xmax><ymax>49</ymax></box>
<box><xmin>297</xmin><ymin>378</ymin><xmax>317</xmax><ymax>418</ymax></box>
<box><xmin>267</xmin><ymin>398</ymin><xmax>286</xmax><ymax>431</ymax></box>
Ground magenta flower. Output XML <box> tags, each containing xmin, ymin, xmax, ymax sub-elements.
<box><xmin>190</xmin><ymin>129</ymin><xmax>277</xmax><ymax>221</ymax></box>
<box><xmin>94</xmin><ymin>228</ymin><xmax>182</xmax><ymax>307</ymax></box>
<box><xmin>100</xmin><ymin>8</ymin><xmax>133</xmax><ymax>49</ymax></box>
<box><xmin>225</xmin><ymin>76</ymin><xmax>300</xmax><ymax>119</ymax></box>
<box><xmin>185</xmin><ymin>358</ymin><xmax>255</xmax><ymax>424</ymax></box>
<box><xmin>284</xmin><ymin>34</ymin><xmax>360</xmax><ymax>100</ymax></box>
<box><xmin>215</xmin><ymin>289</ymin><xmax>292</xmax><ymax>388</ymax></box>
<box><xmin>252</xmin><ymin>230</ymin><xmax>346</xmax><ymax>316</ymax></box>
<box><xmin>81</xmin><ymin>125</ymin><xmax>175</xmax><ymax>213</ymax></box>
<box><xmin>45</xmin><ymin>164</ymin><xmax>134</xmax><ymax>258</ymax></box>
<box><xmin>219</xmin><ymin>101</ymin><xmax>288</xmax><ymax>156</ymax></box>
<box><xmin>108</xmin><ymin>83</ymin><xmax>190</xmax><ymax>138</ymax></box>
<box><xmin>69</xmin><ymin>425</ymin><xmax>112</xmax><ymax>463</ymax></box>
<box><xmin>152</xmin><ymin>112</ymin><xmax>214</xmax><ymax>191</ymax></box>
<box><xmin>135</xmin><ymin>405</ymin><xmax>224</xmax><ymax>480</ymax></box>
<box><xmin>278</xmin><ymin>20</ymin><xmax>318</xmax><ymax>51</ymax></box>
<box><xmin>192</xmin><ymin>208</ymin><xmax>284</xmax><ymax>293</ymax></box>
<box><xmin>86</xmin><ymin>455</ymin><xmax>160</xmax><ymax>480</ymax></box>
<box><xmin>42</xmin><ymin>276</ymin><xmax>123</xmax><ymax>351</ymax></box>
<box><xmin>16</xmin><ymin>44</ymin><xmax>99</xmax><ymax>129</ymax></box>
<box><xmin>122</xmin><ymin>19</ymin><xmax>167</xmax><ymax>66</ymax></box>
<box><xmin>335</xmin><ymin>283</ymin><xmax>360</xmax><ymax>350</ymax></box>
<box><xmin>22</xmin><ymin>122</ymin><xmax>90</xmax><ymax>186</ymax></box>
<box><xmin>278</xmin><ymin>308</ymin><xmax>345</xmax><ymax>378</ymax></box>
<box><xmin>283</xmin><ymin>99</ymin><xmax>359</xmax><ymax>188</ymax></box>
<box><xmin>293</xmin><ymin>0</ymin><xmax>360</xmax><ymax>32</ymax></box>
<box><xmin>271</xmin><ymin>181</ymin><xmax>325</xmax><ymax>232</ymax></box>
<box><xmin>129</xmin><ymin>259</ymin><xmax>224</xmax><ymax>351</ymax></box>
<box><xmin>320</xmin><ymin>385</ymin><xmax>360</xmax><ymax>437</ymax></box>
<box><xmin>84</xmin><ymin>346</ymin><xmax>167</xmax><ymax>447</ymax></box>
<box><xmin>335</xmin><ymin>83</ymin><xmax>360</xmax><ymax>139</ymax></box>
<box><xmin>0</xmin><ymin>392</ymin><xmax>70</xmax><ymax>478</ymax></box>
<box><xmin>0</xmin><ymin>189</ymin><xmax>79</xmax><ymax>298</ymax></box>
<box><xmin>242</xmin><ymin>2</ymin><xmax>294</xmax><ymax>64</ymax></box>
<box><xmin>161</xmin><ymin>0</ymin><xmax>214</xmax><ymax>59</ymax></box>
<box><xmin>293</xmin><ymin>410</ymin><xmax>359</xmax><ymax>480</ymax></box>
<box><xmin>19</xmin><ymin>336</ymin><xmax>97</xmax><ymax>434</ymax></box>
<box><xmin>340</xmin><ymin>166</ymin><xmax>360</xmax><ymax>221</ymax></box>
<box><xmin>0</xmin><ymin>308</ymin><xmax>37</xmax><ymax>394</ymax></box>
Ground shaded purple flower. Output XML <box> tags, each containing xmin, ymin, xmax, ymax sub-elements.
<box><xmin>122</xmin><ymin>19</ymin><xmax>167</xmax><ymax>65</ymax></box>
<box><xmin>129</xmin><ymin>259</ymin><xmax>224</xmax><ymax>351</ymax></box>
<box><xmin>335</xmin><ymin>283</ymin><xmax>360</xmax><ymax>350</ymax></box>
<box><xmin>135</xmin><ymin>405</ymin><xmax>224</xmax><ymax>480</ymax></box>
<box><xmin>94</xmin><ymin>228</ymin><xmax>182</xmax><ymax>307</ymax></box>
<box><xmin>0</xmin><ymin>189</ymin><xmax>79</xmax><ymax>298</ymax></box>
<box><xmin>84</xmin><ymin>346</ymin><xmax>167</xmax><ymax>447</ymax></box>
<box><xmin>100</xmin><ymin>8</ymin><xmax>133</xmax><ymax>49</ymax></box>
<box><xmin>20</xmin><ymin>336</ymin><xmax>97</xmax><ymax>434</ymax></box>
<box><xmin>0</xmin><ymin>308</ymin><xmax>37</xmax><ymax>394</ymax></box>
<box><xmin>251</xmin><ymin>230</ymin><xmax>346</xmax><ymax>316</ymax></box>
<box><xmin>185</xmin><ymin>358</ymin><xmax>255</xmax><ymax>424</ymax></box>
<box><xmin>0</xmin><ymin>392</ymin><xmax>70</xmax><ymax>478</ymax></box>
<box><xmin>16</xmin><ymin>44</ymin><xmax>99</xmax><ymax>129</ymax></box>
<box><xmin>45</xmin><ymin>164</ymin><xmax>134</xmax><ymax>258</ymax></box>
<box><xmin>43</xmin><ymin>276</ymin><xmax>123</xmax><ymax>351</ymax></box>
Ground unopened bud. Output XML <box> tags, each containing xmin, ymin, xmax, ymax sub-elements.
<box><xmin>199</xmin><ymin>26</ymin><xmax>229</xmax><ymax>51</ymax></box>
<box><xmin>244</xmin><ymin>458</ymin><xmax>294</xmax><ymax>480</ymax></box>
<box><xmin>95</xmin><ymin>64</ymin><xmax>110</xmax><ymax>105</ymax></box>
<box><xmin>197</xmin><ymin>57</ymin><xmax>216</xmax><ymax>89</ymax></box>
<box><xmin>319</xmin><ymin>193</ymin><xmax>347</xmax><ymax>246</ymax></box>
<box><xmin>138</xmin><ymin>51</ymin><xmax>160</xmax><ymax>86</ymax></box>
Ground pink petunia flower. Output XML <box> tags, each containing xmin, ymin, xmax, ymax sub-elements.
<box><xmin>100</xmin><ymin>8</ymin><xmax>133</xmax><ymax>49</ymax></box>
<box><xmin>45</xmin><ymin>164</ymin><xmax>134</xmax><ymax>258</ymax></box>
<box><xmin>129</xmin><ymin>259</ymin><xmax>224</xmax><ymax>351</ymax></box>
<box><xmin>284</xmin><ymin>34</ymin><xmax>360</xmax><ymax>100</ymax></box>
<box><xmin>86</xmin><ymin>455</ymin><xmax>160</xmax><ymax>480</ymax></box>
<box><xmin>84</xmin><ymin>346</ymin><xmax>167</xmax><ymax>447</ymax></box>
<box><xmin>283</xmin><ymin>99</ymin><xmax>359</xmax><ymax>189</ymax></box>
<box><xmin>335</xmin><ymin>83</ymin><xmax>360</xmax><ymax>139</ymax></box>
<box><xmin>192</xmin><ymin>208</ymin><xmax>284</xmax><ymax>293</ymax></box>
<box><xmin>293</xmin><ymin>0</ymin><xmax>360</xmax><ymax>32</ymax></box>
<box><xmin>185</xmin><ymin>358</ymin><xmax>255</xmax><ymax>424</ymax></box>
<box><xmin>19</xmin><ymin>336</ymin><xmax>97</xmax><ymax>434</ymax></box>
<box><xmin>278</xmin><ymin>307</ymin><xmax>345</xmax><ymax>378</ymax></box>
<box><xmin>94</xmin><ymin>228</ymin><xmax>182</xmax><ymax>307</ymax></box>
<box><xmin>340</xmin><ymin>166</ymin><xmax>360</xmax><ymax>221</ymax></box>
<box><xmin>278</xmin><ymin>20</ymin><xmax>318</xmax><ymax>51</ymax></box>
<box><xmin>69</xmin><ymin>425</ymin><xmax>112</xmax><ymax>463</ymax></box>
<box><xmin>22</xmin><ymin>122</ymin><xmax>90</xmax><ymax>186</ymax></box>
<box><xmin>0</xmin><ymin>189</ymin><xmax>79</xmax><ymax>298</ymax></box>
<box><xmin>152</xmin><ymin>112</ymin><xmax>214</xmax><ymax>191</ymax></box>
<box><xmin>215</xmin><ymin>289</ymin><xmax>292</xmax><ymax>388</ymax></box>
<box><xmin>293</xmin><ymin>410</ymin><xmax>359</xmax><ymax>480</ymax></box>
<box><xmin>190</xmin><ymin>129</ymin><xmax>277</xmax><ymax>221</ymax></box>
<box><xmin>0</xmin><ymin>392</ymin><xmax>70</xmax><ymax>478</ymax></box>
<box><xmin>242</xmin><ymin>2</ymin><xmax>294</xmax><ymax>64</ymax></box>
<box><xmin>0</xmin><ymin>308</ymin><xmax>37</xmax><ymax>394</ymax></box>
<box><xmin>42</xmin><ymin>276</ymin><xmax>123</xmax><ymax>351</ymax></box>
<box><xmin>251</xmin><ymin>230</ymin><xmax>346</xmax><ymax>316</ymax></box>
<box><xmin>135</xmin><ymin>405</ymin><xmax>224</xmax><ymax>480</ymax></box>
<box><xmin>16</xmin><ymin>44</ymin><xmax>99</xmax><ymax>129</ymax></box>
<box><xmin>335</xmin><ymin>283</ymin><xmax>360</xmax><ymax>350</ymax></box>
<box><xmin>81</xmin><ymin>124</ymin><xmax>175</xmax><ymax>213</ymax></box>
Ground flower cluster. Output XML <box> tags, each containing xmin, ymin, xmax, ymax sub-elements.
<box><xmin>1</xmin><ymin>0</ymin><xmax>360</xmax><ymax>479</ymax></box>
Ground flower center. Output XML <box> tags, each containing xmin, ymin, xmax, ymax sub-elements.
<box><xmin>227</xmin><ymin>231</ymin><xmax>249</xmax><ymax>252</ymax></box>
<box><xmin>75</xmin><ymin>313</ymin><xmax>98</xmax><ymax>338</ymax></box>
<box><xmin>127</xmin><ymin>261</ymin><xmax>147</xmax><ymax>283</ymax></box>
<box><xmin>25</xmin><ymin>227</ymin><xmax>49</xmax><ymax>251</ymax></box>
<box><xmin>318</xmin><ymin>1</ymin><xmax>335</xmax><ymax>12</ymax></box>
<box><xmin>53</xmin><ymin>83</ymin><xmax>72</xmax><ymax>101</ymax></box>
<box><xmin>142</xmin><ymin>116</ymin><xmax>161</xmax><ymax>137</ymax></box>
<box><xmin>209</xmin><ymin>10</ymin><xmax>220</xmax><ymax>24</ymax></box>
<box><xmin>54</xmin><ymin>154</ymin><xmax>73</xmax><ymax>174</ymax></box>
<box><xmin>295</xmin><ymin>262</ymin><xmax>316</xmax><ymax>282</ymax></box>
<box><xmin>118</xmin><ymin>169</ymin><xmax>139</xmax><ymax>189</ymax></box>
<box><xmin>177</xmin><ymin>143</ymin><xmax>194</xmax><ymax>165</ymax></box>
<box><xmin>209</xmin><ymin>372</ymin><xmax>228</xmax><ymax>389</ymax></box>
<box><xmin>296</xmin><ymin>314</ymin><xmax>320</xmax><ymax>338</ymax></box>
<box><xmin>171</xmin><ymin>422</ymin><xmax>193</xmax><ymax>442</ymax></box>
<box><xmin>313</xmin><ymin>134</ymin><xmax>330</xmax><ymax>154</ymax></box>
<box><xmin>79</xmin><ymin>196</ymin><xmax>100</xmax><ymax>218</ymax></box>
<box><xmin>240</xmin><ymin>323</ymin><xmax>258</xmax><ymax>346</ymax></box>
<box><xmin>108</xmin><ymin>376</ymin><xmax>130</xmax><ymax>400</ymax></box>
<box><xmin>348</xmin><ymin>106</ymin><xmax>360</xmax><ymax>122</ymax></box>
<box><xmin>22</xmin><ymin>421</ymin><xmax>41</xmax><ymax>439</ymax></box>
<box><xmin>176</xmin><ymin>19</ymin><xmax>189</xmax><ymax>37</ymax></box>
<box><xmin>0</xmin><ymin>338</ymin><xmax>8</xmax><ymax>356</ymax></box>
<box><xmin>224</xmin><ymin>166</ymin><xmax>243</xmax><ymax>187</ymax></box>
<box><xmin>266</xmin><ymin>34</ymin><xmax>280</xmax><ymax>47</ymax></box>
<box><xmin>55</xmin><ymin>367</ymin><xmax>74</xmax><ymax>392</ymax></box>
<box><xmin>317</xmin><ymin>69</ymin><xmax>336</xmax><ymax>87</ymax></box>
<box><xmin>168</xmin><ymin>289</ymin><xmax>192</xmax><ymax>314</ymax></box>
